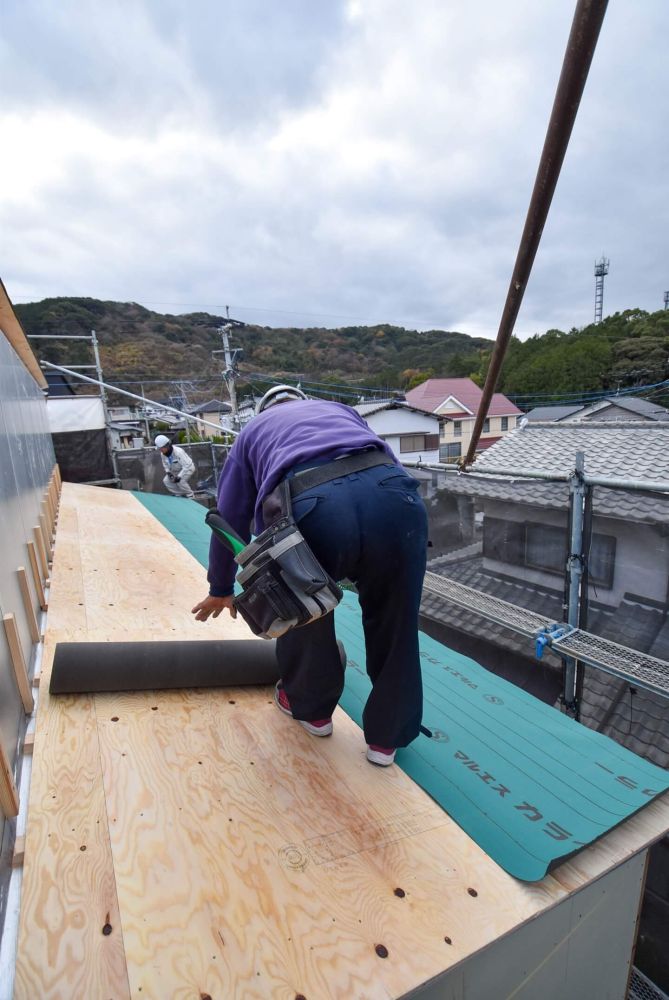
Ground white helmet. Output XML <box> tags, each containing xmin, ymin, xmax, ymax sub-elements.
<box><xmin>256</xmin><ymin>384</ymin><xmax>308</xmax><ymax>415</ymax></box>
<box><xmin>154</xmin><ymin>434</ymin><xmax>171</xmax><ymax>448</ymax></box>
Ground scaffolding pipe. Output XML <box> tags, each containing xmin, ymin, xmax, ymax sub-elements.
<box><xmin>463</xmin><ymin>0</ymin><xmax>609</xmax><ymax>467</ymax></box>
<box><xmin>564</xmin><ymin>452</ymin><xmax>586</xmax><ymax>715</ymax></box>
<box><xmin>461</xmin><ymin>464</ymin><xmax>669</xmax><ymax>493</ymax></box>
<box><xmin>40</xmin><ymin>361</ymin><xmax>240</xmax><ymax>436</ymax></box>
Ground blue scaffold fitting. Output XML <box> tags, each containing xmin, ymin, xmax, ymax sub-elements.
<box><xmin>534</xmin><ymin>623</ymin><xmax>575</xmax><ymax>660</ymax></box>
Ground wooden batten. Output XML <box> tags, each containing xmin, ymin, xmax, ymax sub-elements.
<box><xmin>3</xmin><ymin>613</ymin><xmax>35</xmax><ymax>713</ymax></box>
<box><xmin>39</xmin><ymin>512</ymin><xmax>53</xmax><ymax>560</ymax></box>
<box><xmin>49</xmin><ymin>478</ymin><xmax>59</xmax><ymax>520</ymax></box>
<box><xmin>33</xmin><ymin>526</ymin><xmax>49</xmax><ymax>579</ymax></box>
<box><xmin>54</xmin><ymin>464</ymin><xmax>62</xmax><ymax>490</ymax></box>
<box><xmin>12</xmin><ymin>835</ymin><xmax>26</xmax><ymax>868</ymax></box>
<box><xmin>26</xmin><ymin>542</ymin><xmax>47</xmax><ymax>611</ymax></box>
<box><xmin>0</xmin><ymin>737</ymin><xmax>19</xmax><ymax>818</ymax></box>
<box><xmin>17</xmin><ymin>567</ymin><xmax>40</xmax><ymax>644</ymax></box>
<box><xmin>23</xmin><ymin>732</ymin><xmax>35</xmax><ymax>755</ymax></box>
<box><xmin>44</xmin><ymin>493</ymin><xmax>55</xmax><ymax>533</ymax></box>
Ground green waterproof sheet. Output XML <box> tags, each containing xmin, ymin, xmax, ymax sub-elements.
<box><xmin>135</xmin><ymin>492</ymin><xmax>669</xmax><ymax>881</ymax></box>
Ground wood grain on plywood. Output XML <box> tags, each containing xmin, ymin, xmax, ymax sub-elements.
<box><xmin>15</xmin><ymin>483</ymin><xmax>669</xmax><ymax>1000</ymax></box>
<box><xmin>14</xmin><ymin>498</ymin><xmax>129</xmax><ymax>1000</ymax></box>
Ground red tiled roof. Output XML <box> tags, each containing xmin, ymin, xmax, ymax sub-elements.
<box><xmin>405</xmin><ymin>378</ymin><xmax>521</xmax><ymax>417</ymax></box>
<box><xmin>476</xmin><ymin>436</ymin><xmax>502</xmax><ymax>450</ymax></box>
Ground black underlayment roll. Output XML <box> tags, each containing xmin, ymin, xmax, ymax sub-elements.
<box><xmin>49</xmin><ymin>639</ymin><xmax>346</xmax><ymax>695</ymax></box>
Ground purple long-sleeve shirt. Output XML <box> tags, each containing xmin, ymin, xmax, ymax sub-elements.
<box><xmin>207</xmin><ymin>399</ymin><xmax>398</xmax><ymax>596</ymax></box>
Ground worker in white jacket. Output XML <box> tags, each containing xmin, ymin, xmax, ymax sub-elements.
<box><xmin>155</xmin><ymin>435</ymin><xmax>196</xmax><ymax>498</ymax></box>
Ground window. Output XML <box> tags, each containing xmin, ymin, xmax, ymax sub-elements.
<box><xmin>483</xmin><ymin>517</ymin><xmax>616</xmax><ymax>588</ymax></box>
<box><xmin>588</xmin><ymin>534</ymin><xmax>616</xmax><ymax>588</ymax></box>
<box><xmin>400</xmin><ymin>434</ymin><xmax>426</xmax><ymax>453</ymax></box>
<box><xmin>439</xmin><ymin>442</ymin><xmax>461</xmax><ymax>462</ymax></box>
<box><xmin>501</xmin><ymin>416</ymin><xmax>509</xmax><ymax>431</ymax></box>
<box><xmin>399</xmin><ymin>433</ymin><xmax>439</xmax><ymax>453</ymax></box>
<box><xmin>526</xmin><ymin>524</ymin><xmax>566</xmax><ymax>574</ymax></box>
<box><xmin>483</xmin><ymin>517</ymin><xmax>525</xmax><ymax>564</ymax></box>
<box><xmin>483</xmin><ymin>418</ymin><xmax>490</xmax><ymax>433</ymax></box>
<box><xmin>453</xmin><ymin>420</ymin><xmax>462</xmax><ymax>437</ymax></box>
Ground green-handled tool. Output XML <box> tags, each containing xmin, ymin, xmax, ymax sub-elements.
<box><xmin>205</xmin><ymin>510</ymin><xmax>247</xmax><ymax>557</ymax></box>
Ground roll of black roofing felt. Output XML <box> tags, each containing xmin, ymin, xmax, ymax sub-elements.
<box><xmin>49</xmin><ymin>639</ymin><xmax>346</xmax><ymax>695</ymax></box>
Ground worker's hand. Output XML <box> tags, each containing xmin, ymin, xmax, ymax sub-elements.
<box><xmin>167</xmin><ymin>473</ymin><xmax>176</xmax><ymax>481</ymax></box>
<box><xmin>191</xmin><ymin>595</ymin><xmax>236</xmax><ymax>622</ymax></box>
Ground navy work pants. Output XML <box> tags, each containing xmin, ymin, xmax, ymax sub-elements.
<box><xmin>276</xmin><ymin>462</ymin><xmax>428</xmax><ymax>748</ymax></box>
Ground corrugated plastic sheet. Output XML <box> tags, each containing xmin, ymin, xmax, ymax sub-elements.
<box><xmin>135</xmin><ymin>491</ymin><xmax>669</xmax><ymax>882</ymax></box>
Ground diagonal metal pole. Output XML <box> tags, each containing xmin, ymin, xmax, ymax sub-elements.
<box><xmin>463</xmin><ymin>0</ymin><xmax>609</xmax><ymax>467</ymax></box>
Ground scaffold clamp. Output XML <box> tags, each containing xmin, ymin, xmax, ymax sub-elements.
<box><xmin>534</xmin><ymin>623</ymin><xmax>577</xmax><ymax>659</ymax></box>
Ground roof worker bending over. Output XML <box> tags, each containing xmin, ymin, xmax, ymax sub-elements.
<box><xmin>191</xmin><ymin>385</ymin><xmax>428</xmax><ymax>766</ymax></box>
<box><xmin>155</xmin><ymin>434</ymin><xmax>196</xmax><ymax>499</ymax></box>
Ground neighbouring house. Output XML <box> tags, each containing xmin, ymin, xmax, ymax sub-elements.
<box><xmin>524</xmin><ymin>403</ymin><xmax>585</xmax><ymax>421</ymax></box>
<box><xmin>190</xmin><ymin>398</ymin><xmax>233</xmax><ymax>437</ymax></box>
<box><xmin>107</xmin><ymin>422</ymin><xmax>145</xmax><ymax>450</ymax></box>
<box><xmin>421</xmin><ymin>420</ymin><xmax>669</xmax><ymax>769</ymax></box>
<box><xmin>354</xmin><ymin>399</ymin><xmax>441</xmax><ymax>462</ymax></box>
<box><xmin>405</xmin><ymin>377</ymin><xmax>521</xmax><ymax>462</ymax></box>
<box><xmin>525</xmin><ymin>395</ymin><xmax>669</xmax><ymax>423</ymax></box>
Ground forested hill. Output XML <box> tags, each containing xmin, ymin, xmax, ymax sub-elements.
<box><xmin>14</xmin><ymin>297</ymin><xmax>669</xmax><ymax>403</ymax></box>
<box><xmin>14</xmin><ymin>297</ymin><xmax>491</xmax><ymax>395</ymax></box>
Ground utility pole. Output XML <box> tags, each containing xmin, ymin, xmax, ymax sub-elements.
<box><xmin>213</xmin><ymin>307</ymin><xmax>245</xmax><ymax>432</ymax></box>
<box><xmin>91</xmin><ymin>329</ymin><xmax>119</xmax><ymax>482</ymax></box>
<box><xmin>140</xmin><ymin>383</ymin><xmax>151</xmax><ymax>442</ymax></box>
<box><xmin>179</xmin><ymin>381</ymin><xmax>191</xmax><ymax>443</ymax></box>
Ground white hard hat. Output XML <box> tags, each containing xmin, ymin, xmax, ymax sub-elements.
<box><xmin>154</xmin><ymin>434</ymin><xmax>171</xmax><ymax>448</ymax></box>
<box><xmin>256</xmin><ymin>384</ymin><xmax>308</xmax><ymax>415</ymax></box>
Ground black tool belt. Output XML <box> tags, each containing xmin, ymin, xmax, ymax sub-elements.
<box><xmin>230</xmin><ymin>478</ymin><xmax>339</xmax><ymax>641</ymax></box>
<box><xmin>289</xmin><ymin>448</ymin><xmax>391</xmax><ymax>497</ymax></box>
<box><xmin>211</xmin><ymin>449</ymin><xmax>391</xmax><ymax>641</ymax></box>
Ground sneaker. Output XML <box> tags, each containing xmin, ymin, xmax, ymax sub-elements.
<box><xmin>274</xmin><ymin>683</ymin><xmax>333</xmax><ymax>737</ymax></box>
<box><xmin>366</xmin><ymin>745</ymin><xmax>396</xmax><ymax>766</ymax></box>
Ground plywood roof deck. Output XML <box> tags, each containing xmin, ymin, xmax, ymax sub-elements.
<box><xmin>14</xmin><ymin>484</ymin><xmax>669</xmax><ymax>999</ymax></box>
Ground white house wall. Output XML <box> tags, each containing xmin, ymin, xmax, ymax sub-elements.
<box><xmin>480</xmin><ymin>499</ymin><xmax>669</xmax><ymax>607</ymax></box>
<box><xmin>361</xmin><ymin>408</ymin><xmax>440</xmax><ymax>462</ymax></box>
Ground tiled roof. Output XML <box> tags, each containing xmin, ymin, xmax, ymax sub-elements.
<box><xmin>578</xmin><ymin>595</ymin><xmax>669</xmax><ymax>768</ymax></box>
<box><xmin>421</xmin><ymin>558</ymin><xmax>669</xmax><ymax>767</ymax></box>
<box><xmin>354</xmin><ymin>400</ymin><xmax>438</xmax><ymax>419</ymax></box>
<box><xmin>193</xmin><ymin>399</ymin><xmax>232</xmax><ymax>413</ymax></box>
<box><xmin>476</xmin><ymin>436</ymin><xmax>502</xmax><ymax>450</ymax></box>
<box><xmin>443</xmin><ymin>472</ymin><xmax>669</xmax><ymax>524</ymax></box>
<box><xmin>575</xmin><ymin>396</ymin><xmax>669</xmax><ymax>422</ymax></box>
<box><xmin>525</xmin><ymin>404</ymin><xmax>584</xmax><ymax>421</ymax></box>
<box><xmin>406</xmin><ymin>378</ymin><xmax>521</xmax><ymax>417</ymax></box>
<box><xmin>473</xmin><ymin>421</ymin><xmax>669</xmax><ymax>482</ymax></box>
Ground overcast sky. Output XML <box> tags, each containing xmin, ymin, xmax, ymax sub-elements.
<box><xmin>1</xmin><ymin>1</ymin><xmax>667</xmax><ymax>340</ymax></box>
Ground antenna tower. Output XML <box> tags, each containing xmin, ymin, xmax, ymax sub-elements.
<box><xmin>593</xmin><ymin>256</ymin><xmax>609</xmax><ymax>324</ymax></box>
<box><xmin>664</xmin><ymin>291</ymin><xmax>669</xmax><ymax>310</ymax></box>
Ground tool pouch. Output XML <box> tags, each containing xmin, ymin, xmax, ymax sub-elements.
<box><xmin>230</xmin><ymin>481</ymin><xmax>342</xmax><ymax>640</ymax></box>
